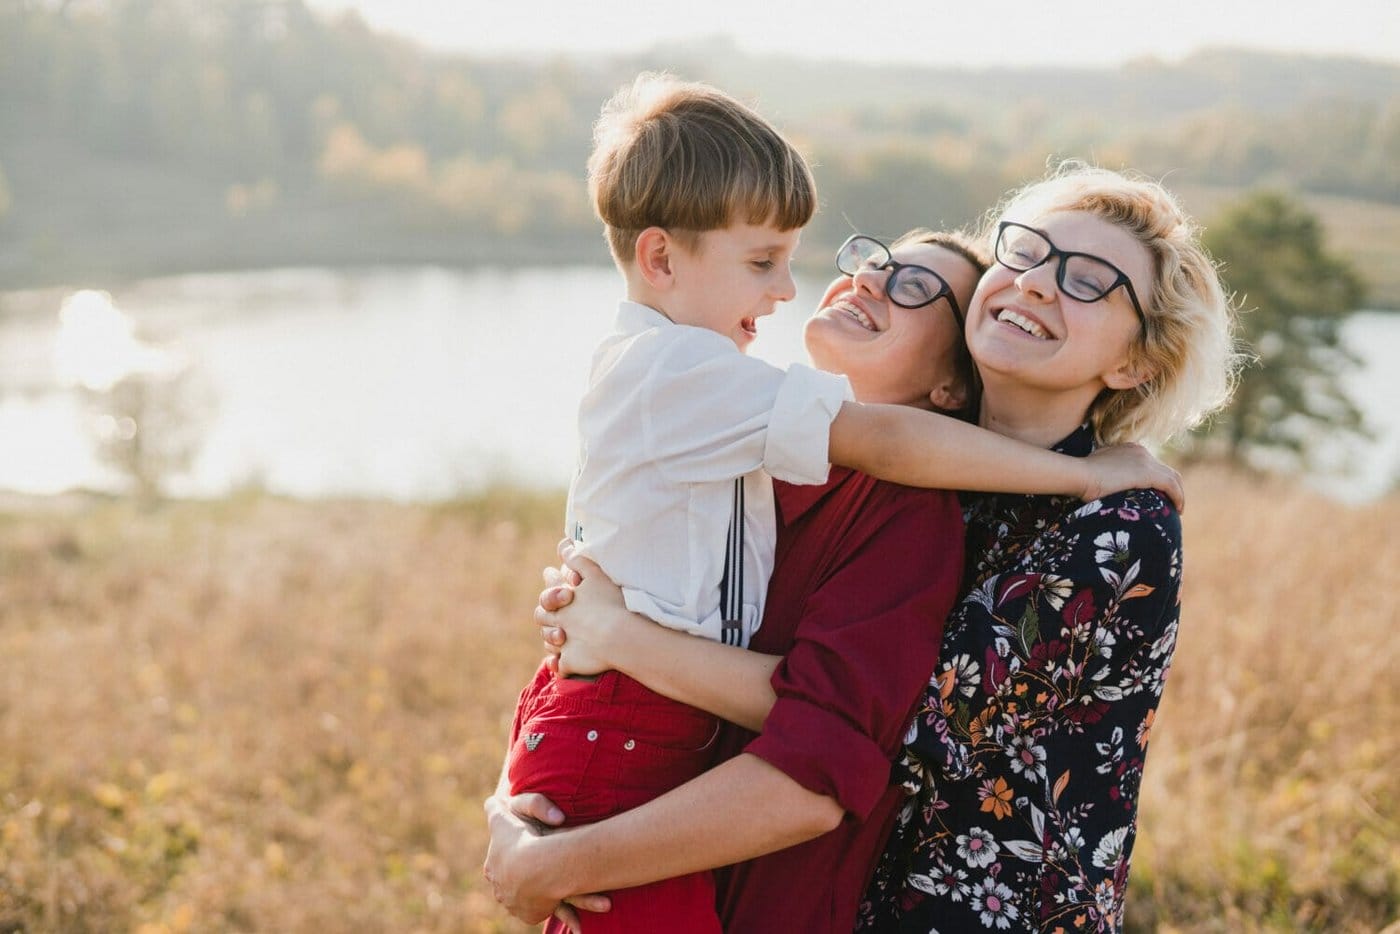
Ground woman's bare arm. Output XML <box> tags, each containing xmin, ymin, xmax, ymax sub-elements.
<box><xmin>483</xmin><ymin>751</ymin><xmax>842</xmax><ymax>920</ymax></box>
<box><xmin>828</xmin><ymin>401</ymin><xmax>1185</xmax><ymax>509</ymax></box>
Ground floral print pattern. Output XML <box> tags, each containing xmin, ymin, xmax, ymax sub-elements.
<box><xmin>859</xmin><ymin>426</ymin><xmax>1182</xmax><ymax>933</ymax></box>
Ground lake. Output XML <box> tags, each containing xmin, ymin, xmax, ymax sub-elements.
<box><xmin>1</xmin><ymin>266</ymin><xmax>1396</xmax><ymax>501</ymax></box>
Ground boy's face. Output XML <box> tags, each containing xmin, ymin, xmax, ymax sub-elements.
<box><xmin>664</xmin><ymin>222</ymin><xmax>800</xmax><ymax>351</ymax></box>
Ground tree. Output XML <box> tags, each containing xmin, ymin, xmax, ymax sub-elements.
<box><xmin>1198</xmin><ymin>191</ymin><xmax>1367</xmax><ymax>466</ymax></box>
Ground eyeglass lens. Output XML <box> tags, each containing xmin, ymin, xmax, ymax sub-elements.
<box><xmin>837</xmin><ymin>237</ymin><xmax>948</xmax><ymax>309</ymax></box>
<box><xmin>997</xmin><ymin>225</ymin><xmax>1122</xmax><ymax>303</ymax></box>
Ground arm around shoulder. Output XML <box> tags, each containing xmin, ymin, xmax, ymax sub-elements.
<box><xmin>827</xmin><ymin>402</ymin><xmax>1093</xmax><ymax>496</ymax></box>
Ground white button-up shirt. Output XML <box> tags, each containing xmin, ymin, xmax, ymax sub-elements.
<box><xmin>565</xmin><ymin>302</ymin><xmax>852</xmax><ymax>647</ymax></box>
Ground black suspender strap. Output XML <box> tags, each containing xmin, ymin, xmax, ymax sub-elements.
<box><xmin>719</xmin><ymin>478</ymin><xmax>744</xmax><ymax>646</ymax></box>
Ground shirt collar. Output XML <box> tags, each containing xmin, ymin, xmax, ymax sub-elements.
<box><xmin>1052</xmin><ymin>422</ymin><xmax>1097</xmax><ymax>457</ymax></box>
<box><xmin>775</xmin><ymin>468</ymin><xmax>854</xmax><ymax>526</ymax></box>
<box><xmin>617</xmin><ymin>300</ymin><xmax>671</xmax><ymax>333</ymax></box>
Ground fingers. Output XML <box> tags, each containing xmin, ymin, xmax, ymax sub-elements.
<box><xmin>507</xmin><ymin>793</ymin><xmax>566</xmax><ymax>827</ymax></box>
<box><xmin>561</xmin><ymin>549</ymin><xmax>604</xmax><ymax>582</ymax></box>
<box><xmin>533</xmin><ymin>607</ymin><xmax>566</xmax><ymax>641</ymax></box>
<box><xmin>539</xmin><ymin>586</ymin><xmax>574</xmax><ymax>611</ymax></box>
<box><xmin>565</xmin><ymin>893</ymin><xmax>613</xmax><ymax>915</ymax></box>
<box><xmin>553</xmin><ymin>904</ymin><xmax>582</xmax><ymax>933</ymax></box>
<box><xmin>555</xmin><ymin>540</ymin><xmax>586</xmax><ymax>586</ymax></box>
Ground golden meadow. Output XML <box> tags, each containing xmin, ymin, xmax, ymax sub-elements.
<box><xmin>1</xmin><ymin>471</ymin><xmax>1397</xmax><ymax>932</ymax></box>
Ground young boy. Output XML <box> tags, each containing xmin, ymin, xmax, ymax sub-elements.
<box><xmin>501</xmin><ymin>74</ymin><xmax>1179</xmax><ymax>932</ymax></box>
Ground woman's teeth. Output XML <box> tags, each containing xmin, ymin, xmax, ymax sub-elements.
<box><xmin>997</xmin><ymin>309</ymin><xmax>1050</xmax><ymax>339</ymax></box>
<box><xmin>831</xmin><ymin>300</ymin><xmax>876</xmax><ymax>332</ymax></box>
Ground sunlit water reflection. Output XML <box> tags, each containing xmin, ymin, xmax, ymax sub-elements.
<box><xmin>0</xmin><ymin>266</ymin><xmax>1396</xmax><ymax>501</ymax></box>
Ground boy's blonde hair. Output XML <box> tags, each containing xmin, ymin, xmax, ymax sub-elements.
<box><xmin>987</xmin><ymin>163</ymin><xmax>1244</xmax><ymax>446</ymax></box>
<box><xmin>587</xmin><ymin>73</ymin><xmax>817</xmax><ymax>263</ymax></box>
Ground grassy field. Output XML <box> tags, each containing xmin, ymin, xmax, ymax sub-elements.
<box><xmin>0</xmin><ymin>473</ymin><xmax>1397</xmax><ymax>932</ymax></box>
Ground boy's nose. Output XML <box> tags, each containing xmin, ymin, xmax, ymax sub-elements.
<box><xmin>775</xmin><ymin>267</ymin><xmax>797</xmax><ymax>302</ymax></box>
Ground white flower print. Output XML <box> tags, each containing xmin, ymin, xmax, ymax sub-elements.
<box><xmin>1095</xmin><ymin>726</ymin><xmax>1126</xmax><ymax>775</ymax></box>
<box><xmin>944</xmin><ymin>653</ymin><xmax>982</xmax><ymax>698</ymax></box>
<box><xmin>910</xmin><ymin>860</ymin><xmax>971</xmax><ymax>901</ymax></box>
<box><xmin>1037</xmin><ymin>574</ymin><xmax>1074</xmax><ymax>610</ymax></box>
<box><xmin>1006</xmin><ymin>734</ymin><xmax>1047</xmax><ymax>780</ymax></box>
<box><xmin>1091</xmin><ymin>626</ymin><xmax>1117</xmax><ymax>658</ymax></box>
<box><xmin>968</xmin><ymin>577</ymin><xmax>998</xmax><ymax>612</ymax></box>
<box><xmin>1093</xmin><ymin>878</ymin><xmax>1119</xmax><ymax>920</ymax></box>
<box><xmin>1118</xmin><ymin>662</ymin><xmax>1160</xmax><ymax>696</ymax></box>
<box><xmin>1094</xmin><ymin>531</ymin><xmax>1131</xmax><ymax>565</ymax></box>
<box><xmin>1091</xmin><ymin>825</ymin><xmax>1130</xmax><ymax>869</ymax></box>
<box><xmin>1150</xmin><ymin>618</ymin><xmax>1179</xmax><ymax>660</ymax></box>
<box><xmin>1064</xmin><ymin>826</ymin><xmax>1086</xmax><ymax>851</ymax></box>
<box><xmin>957</xmin><ymin>827</ymin><xmax>1000</xmax><ymax>868</ymax></box>
<box><xmin>969</xmin><ymin>878</ymin><xmax>1021</xmax><ymax>929</ymax></box>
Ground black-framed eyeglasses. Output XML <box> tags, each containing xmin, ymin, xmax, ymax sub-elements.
<box><xmin>994</xmin><ymin>221</ymin><xmax>1147</xmax><ymax>325</ymax></box>
<box><xmin>835</xmin><ymin>235</ymin><xmax>963</xmax><ymax>321</ymax></box>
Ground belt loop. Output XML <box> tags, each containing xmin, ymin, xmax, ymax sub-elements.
<box><xmin>595</xmin><ymin>668</ymin><xmax>619</xmax><ymax>704</ymax></box>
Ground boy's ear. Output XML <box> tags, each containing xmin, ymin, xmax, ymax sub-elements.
<box><xmin>928</xmin><ymin>377</ymin><xmax>969</xmax><ymax>414</ymax></box>
<box><xmin>634</xmin><ymin>227</ymin><xmax>674</xmax><ymax>290</ymax></box>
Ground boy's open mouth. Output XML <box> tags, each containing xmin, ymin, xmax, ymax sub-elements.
<box><xmin>740</xmin><ymin>317</ymin><xmax>758</xmax><ymax>336</ymax></box>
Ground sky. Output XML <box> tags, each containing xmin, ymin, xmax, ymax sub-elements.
<box><xmin>305</xmin><ymin>0</ymin><xmax>1400</xmax><ymax>68</ymax></box>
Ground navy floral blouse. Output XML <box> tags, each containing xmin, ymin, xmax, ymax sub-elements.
<box><xmin>858</xmin><ymin>426</ymin><xmax>1182</xmax><ymax>933</ymax></box>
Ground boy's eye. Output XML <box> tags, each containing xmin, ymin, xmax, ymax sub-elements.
<box><xmin>752</xmin><ymin>260</ymin><xmax>775</xmax><ymax>270</ymax></box>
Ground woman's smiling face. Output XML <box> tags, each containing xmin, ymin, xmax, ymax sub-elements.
<box><xmin>804</xmin><ymin>240</ymin><xmax>979</xmax><ymax>410</ymax></box>
<box><xmin>966</xmin><ymin>210</ymin><xmax>1153</xmax><ymax>399</ymax></box>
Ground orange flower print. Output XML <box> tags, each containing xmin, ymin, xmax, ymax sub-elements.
<box><xmin>978</xmin><ymin>776</ymin><xmax>1014</xmax><ymax>819</ymax></box>
<box><xmin>1137</xmin><ymin>708</ymin><xmax>1155</xmax><ymax>747</ymax></box>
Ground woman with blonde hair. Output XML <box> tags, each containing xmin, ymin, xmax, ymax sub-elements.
<box><xmin>859</xmin><ymin>163</ymin><xmax>1239</xmax><ymax>931</ymax></box>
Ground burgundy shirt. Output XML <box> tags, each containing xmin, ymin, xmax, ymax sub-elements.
<box><xmin>713</xmin><ymin>468</ymin><xmax>965</xmax><ymax>933</ymax></box>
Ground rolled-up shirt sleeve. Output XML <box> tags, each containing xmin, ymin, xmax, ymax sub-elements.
<box><xmin>641</xmin><ymin>330</ymin><xmax>852</xmax><ymax>486</ymax></box>
<box><xmin>764</xmin><ymin>363</ymin><xmax>853</xmax><ymax>485</ymax></box>
<box><xmin>745</xmin><ymin>486</ymin><xmax>965</xmax><ymax>819</ymax></box>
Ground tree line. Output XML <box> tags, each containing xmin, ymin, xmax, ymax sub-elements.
<box><xmin>1</xmin><ymin>0</ymin><xmax>1397</xmax><ymax>286</ymax></box>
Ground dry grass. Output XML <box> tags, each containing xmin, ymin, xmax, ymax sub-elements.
<box><xmin>0</xmin><ymin>474</ymin><xmax>1396</xmax><ymax>932</ymax></box>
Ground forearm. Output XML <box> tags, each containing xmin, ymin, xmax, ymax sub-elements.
<box><xmin>829</xmin><ymin>401</ymin><xmax>1088</xmax><ymax>495</ymax></box>
<box><xmin>609</xmin><ymin>618</ymin><xmax>780</xmax><ymax>732</ymax></box>
<box><xmin>538</xmin><ymin>753</ymin><xmax>842</xmax><ymax>896</ymax></box>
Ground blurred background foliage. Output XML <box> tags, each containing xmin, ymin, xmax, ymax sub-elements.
<box><xmin>1</xmin><ymin>0</ymin><xmax>1398</xmax><ymax>303</ymax></box>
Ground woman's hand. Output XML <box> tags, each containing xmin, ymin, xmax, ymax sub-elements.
<box><xmin>481</xmin><ymin>791</ymin><xmax>611</xmax><ymax>930</ymax></box>
<box><xmin>534</xmin><ymin>540</ymin><xmax>646</xmax><ymax>677</ymax></box>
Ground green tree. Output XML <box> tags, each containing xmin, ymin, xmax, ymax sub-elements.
<box><xmin>1199</xmin><ymin>191</ymin><xmax>1367</xmax><ymax>465</ymax></box>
